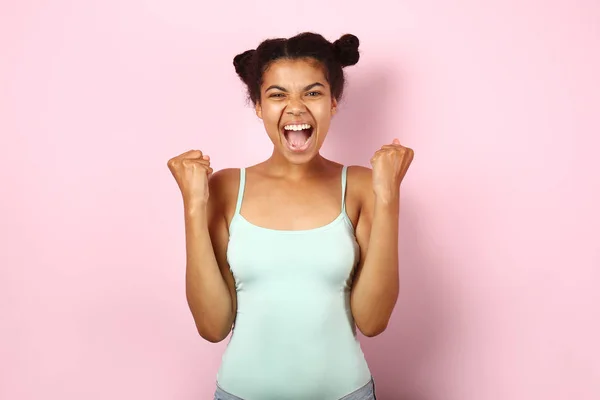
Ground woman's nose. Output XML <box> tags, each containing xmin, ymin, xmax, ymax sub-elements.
<box><xmin>286</xmin><ymin>108</ymin><xmax>306</xmax><ymax>116</ymax></box>
<box><xmin>285</xmin><ymin>97</ymin><xmax>307</xmax><ymax>115</ymax></box>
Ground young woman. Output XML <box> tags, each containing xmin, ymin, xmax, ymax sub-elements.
<box><xmin>167</xmin><ymin>32</ymin><xmax>414</xmax><ymax>400</ymax></box>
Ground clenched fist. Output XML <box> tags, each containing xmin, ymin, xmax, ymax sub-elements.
<box><xmin>167</xmin><ymin>149</ymin><xmax>213</xmax><ymax>209</ymax></box>
<box><xmin>370</xmin><ymin>138</ymin><xmax>414</xmax><ymax>202</ymax></box>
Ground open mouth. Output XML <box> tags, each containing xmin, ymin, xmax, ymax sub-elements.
<box><xmin>282</xmin><ymin>123</ymin><xmax>315</xmax><ymax>152</ymax></box>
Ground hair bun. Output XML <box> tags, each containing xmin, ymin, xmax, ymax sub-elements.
<box><xmin>333</xmin><ymin>34</ymin><xmax>360</xmax><ymax>67</ymax></box>
<box><xmin>233</xmin><ymin>49</ymin><xmax>256</xmax><ymax>81</ymax></box>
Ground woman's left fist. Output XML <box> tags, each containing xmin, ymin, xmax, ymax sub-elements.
<box><xmin>370</xmin><ymin>138</ymin><xmax>414</xmax><ymax>202</ymax></box>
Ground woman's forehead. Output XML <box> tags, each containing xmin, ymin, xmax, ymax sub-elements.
<box><xmin>262</xmin><ymin>59</ymin><xmax>328</xmax><ymax>86</ymax></box>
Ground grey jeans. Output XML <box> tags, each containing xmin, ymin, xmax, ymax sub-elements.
<box><xmin>214</xmin><ymin>378</ymin><xmax>376</xmax><ymax>400</ymax></box>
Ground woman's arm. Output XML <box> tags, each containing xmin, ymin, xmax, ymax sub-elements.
<box><xmin>350</xmin><ymin>167</ymin><xmax>400</xmax><ymax>337</ymax></box>
<box><xmin>184</xmin><ymin>169</ymin><xmax>237</xmax><ymax>343</ymax></box>
<box><xmin>351</xmin><ymin>140</ymin><xmax>413</xmax><ymax>337</ymax></box>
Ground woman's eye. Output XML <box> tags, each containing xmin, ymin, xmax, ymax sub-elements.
<box><xmin>270</xmin><ymin>93</ymin><xmax>285</xmax><ymax>98</ymax></box>
<box><xmin>307</xmin><ymin>91</ymin><xmax>321</xmax><ymax>97</ymax></box>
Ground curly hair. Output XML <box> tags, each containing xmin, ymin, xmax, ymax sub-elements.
<box><xmin>233</xmin><ymin>32</ymin><xmax>360</xmax><ymax>105</ymax></box>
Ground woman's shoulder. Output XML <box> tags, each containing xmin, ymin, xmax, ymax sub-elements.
<box><xmin>346</xmin><ymin>164</ymin><xmax>371</xmax><ymax>175</ymax></box>
<box><xmin>346</xmin><ymin>165</ymin><xmax>373</xmax><ymax>188</ymax></box>
<box><xmin>208</xmin><ymin>168</ymin><xmax>242</xmax><ymax>207</ymax></box>
<box><xmin>210</xmin><ymin>167</ymin><xmax>241</xmax><ymax>180</ymax></box>
<box><xmin>346</xmin><ymin>165</ymin><xmax>374</xmax><ymax>206</ymax></box>
<box><xmin>209</xmin><ymin>167</ymin><xmax>240</xmax><ymax>185</ymax></box>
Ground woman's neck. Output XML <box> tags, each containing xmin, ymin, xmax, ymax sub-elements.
<box><xmin>261</xmin><ymin>151</ymin><xmax>330</xmax><ymax>180</ymax></box>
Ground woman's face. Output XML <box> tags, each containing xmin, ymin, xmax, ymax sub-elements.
<box><xmin>255</xmin><ymin>58</ymin><xmax>337</xmax><ymax>164</ymax></box>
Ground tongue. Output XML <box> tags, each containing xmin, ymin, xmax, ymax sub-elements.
<box><xmin>287</xmin><ymin>129</ymin><xmax>311</xmax><ymax>147</ymax></box>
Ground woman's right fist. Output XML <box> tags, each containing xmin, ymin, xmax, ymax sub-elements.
<box><xmin>167</xmin><ymin>149</ymin><xmax>213</xmax><ymax>207</ymax></box>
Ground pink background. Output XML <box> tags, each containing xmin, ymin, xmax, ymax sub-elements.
<box><xmin>1</xmin><ymin>1</ymin><xmax>599</xmax><ymax>399</ymax></box>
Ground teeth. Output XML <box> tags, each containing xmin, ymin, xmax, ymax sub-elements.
<box><xmin>283</xmin><ymin>124</ymin><xmax>312</xmax><ymax>131</ymax></box>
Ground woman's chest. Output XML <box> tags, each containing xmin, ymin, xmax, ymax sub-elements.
<box><xmin>227</xmin><ymin>220</ymin><xmax>360</xmax><ymax>286</ymax></box>
<box><xmin>236</xmin><ymin>179</ymin><xmax>360</xmax><ymax>231</ymax></box>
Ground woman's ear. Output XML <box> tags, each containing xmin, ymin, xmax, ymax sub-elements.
<box><xmin>331</xmin><ymin>98</ymin><xmax>338</xmax><ymax>116</ymax></box>
<box><xmin>255</xmin><ymin>102</ymin><xmax>263</xmax><ymax>119</ymax></box>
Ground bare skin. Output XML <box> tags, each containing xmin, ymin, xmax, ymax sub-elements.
<box><xmin>167</xmin><ymin>58</ymin><xmax>414</xmax><ymax>343</ymax></box>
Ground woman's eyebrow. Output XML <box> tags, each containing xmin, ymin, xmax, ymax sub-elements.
<box><xmin>265</xmin><ymin>82</ymin><xmax>325</xmax><ymax>92</ymax></box>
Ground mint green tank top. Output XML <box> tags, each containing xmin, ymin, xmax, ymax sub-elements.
<box><xmin>216</xmin><ymin>166</ymin><xmax>372</xmax><ymax>400</ymax></box>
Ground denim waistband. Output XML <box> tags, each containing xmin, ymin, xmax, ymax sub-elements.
<box><xmin>214</xmin><ymin>377</ymin><xmax>376</xmax><ymax>400</ymax></box>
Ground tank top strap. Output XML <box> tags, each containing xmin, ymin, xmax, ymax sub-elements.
<box><xmin>234</xmin><ymin>168</ymin><xmax>246</xmax><ymax>216</ymax></box>
<box><xmin>341</xmin><ymin>165</ymin><xmax>348</xmax><ymax>213</ymax></box>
